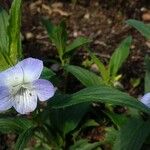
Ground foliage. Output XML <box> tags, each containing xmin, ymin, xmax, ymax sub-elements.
<box><xmin>144</xmin><ymin>56</ymin><xmax>150</xmax><ymax>93</ymax></box>
<box><xmin>64</xmin><ymin>65</ymin><xmax>103</xmax><ymax>87</ymax></box>
<box><xmin>42</xmin><ymin>18</ymin><xmax>91</xmax><ymax>66</ymax></box>
<box><xmin>113</xmin><ymin>117</ymin><xmax>150</xmax><ymax>150</ymax></box>
<box><xmin>90</xmin><ymin>36</ymin><xmax>132</xmax><ymax>86</ymax></box>
<box><xmin>126</xmin><ymin>19</ymin><xmax>150</xmax><ymax>40</ymax></box>
<box><xmin>50</xmin><ymin>86</ymin><xmax>150</xmax><ymax>114</ymax></box>
<box><xmin>0</xmin><ymin>1</ymin><xmax>150</xmax><ymax>150</ymax></box>
<box><xmin>0</xmin><ymin>0</ymin><xmax>22</xmax><ymax>70</ymax></box>
<box><xmin>64</xmin><ymin>37</ymin><xmax>132</xmax><ymax>88</ymax></box>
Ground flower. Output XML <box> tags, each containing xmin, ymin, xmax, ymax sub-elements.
<box><xmin>0</xmin><ymin>58</ymin><xmax>56</xmax><ymax>114</ymax></box>
<box><xmin>140</xmin><ymin>93</ymin><xmax>150</xmax><ymax>108</ymax></box>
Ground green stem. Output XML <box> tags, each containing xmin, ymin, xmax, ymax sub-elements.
<box><xmin>60</xmin><ymin>56</ymin><xmax>65</xmax><ymax>66</ymax></box>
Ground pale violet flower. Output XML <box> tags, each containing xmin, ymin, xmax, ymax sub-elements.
<box><xmin>0</xmin><ymin>58</ymin><xmax>55</xmax><ymax>114</ymax></box>
<box><xmin>140</xmin><ymin>93</ymin><xmax>150</xmax><ymax>108</ymax></box>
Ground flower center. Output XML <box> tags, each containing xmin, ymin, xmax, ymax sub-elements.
<box><xmin>11</xmin><ymin>83</ymin><xmax>33</xmax><ymax>98</ymax></box>
<box><xmin>17</xmin><ymin>87</ymin><xmax>27</xmax><ymax>96</ymax></box>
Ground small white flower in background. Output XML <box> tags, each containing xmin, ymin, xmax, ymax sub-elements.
<box><xmin>0</xmin><ymin>58</ymin><xmax>56</xmax><ymax>114</ymax></box>
<box><xmin>140</xmin><ymin>93</ymin><xmax>150</xmax><ymax>108</ymax></box>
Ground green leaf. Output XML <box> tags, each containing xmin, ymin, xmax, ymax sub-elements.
<box><xmin>65</xmin><ymin>65</ymin><xmax>103</xmax><ymax>87</ymax></box>
<box><xmin>49</xmin><ymin>94</ymin><xmax>89</xmax><ymax>135</ymax></box>
<box><xmin>40</xmin><ymin>67</ymin><xmax>56</xmax><ymax>80</ymax></box>
<box><xmin>42</xmin><ymin>18</ymin><xmax>55</xmax><ymax>40</ymax></box>
<box><xmin>109</xmin><ymin>36</ymin><xmax>132</xmax><ymax>77</ymax></box>
<box><xmin>53</xmin><ymin>21</ymin><xmax>67</xmax><ymax>57</ymax></box>
<box><xmin>0</xmin><ymin>118</ymin><xmax>34</xmax><ymax>133</ymax></box>
<box><xmin>42</xmin><ymin>19</ymin><xmax>67</xmax><ymax>57</ymax></box>
<box><xmin>0</xmin><ymin>6</ymin><xmax>11</xmax><ymax>71</ymax></box>
<box><xmin>90</xmin><ymin>53</ymin><xmax>109</xmax><ymax>83</ymax></box>
<box><xmin>0</xmin><ymin>6</ymin><xmax>9</xmax><ymax>52</ymax></box>
<box><xmin>126</xmin><ymin>19</ymin><xmax>150</xmax><ymax>39</ymax></box>
<box><xmin>144</xmin><ymin>55</ymin><xmax>150</xmax><ymax>93</ymax></box>
<box><xmin>50</xmin><ymin>86</ymin><xmax>150</xmax><ymax>115</ymax></box>
<box><xmin>15</xmin><ymin>127</ymin><xmax>35</xmax><ymax>150</ymax></box>
<box><xmin>0</xmin><ymin>50</ymin><xmax>11</xmax><ymax>71</ymax></box>
<box><xmin>113</xmin><ymin>117</ymin><xmax>150</xmax><ymax>150</ymax></box>
<box><xmin>69</xmin><ymin>139</ymin><xmax>101</xmax><ymax>150</ymax></box>
<box><xmin>65</xmin><ymin>37</ymin><xmax>91</xmax><ymax>53</ymax></box>
<box><xmin>105</xmin><ymin>111</ymin><xmax>128</xmax><ymax>128</ymax></box>
<box><xmin>50</xmin><ymin>105</ymin><xmax>89</xmax><ymax>135</ymax></box>
<box><xmin>8</xmin><ymin>0</ymin><xmax>22</xmax><ymax>64</ymax></box>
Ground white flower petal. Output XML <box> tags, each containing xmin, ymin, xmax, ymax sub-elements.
<box><xmin>17</xmin><ymin>57</ymin><xmax>43</xmax><ymax>83</ymax></box>
<box><xmin>140</xmin><ymin>93</ymin><xmax>150</xmax><ymax>108</ymax></box>
<box><xmin>0</xmin><ymin>86</ymin><xmax>12</xmax><ymax>111</ymax></box>
<box><xmin>13</xmin><ymin>89</ymin><xmax>37</xmax><ymax>114</ymax></box>
<box><xmin>33</xmin><ymin>79</ymin><xmax>55</xmax><ymax>101</ymax></box>
<box><xmin>0</xmin><ymin>65</ymin><xmax>23</xmax><ymax>87</ymax></box>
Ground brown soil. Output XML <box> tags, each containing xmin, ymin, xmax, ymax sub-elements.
<box><xmin>21</xmin><ymin>0</ymin><xmax>150</xmax><ymax>96</ymax></box>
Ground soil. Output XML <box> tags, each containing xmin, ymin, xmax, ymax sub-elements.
<box><xmin>21</xmin><ymin>0</ymin><xmax>150</xmax><ymax>96</ymax></box>
<box><xmin>0</xmin><ymin>0</ymin><xmax>150</xmax><ymax>149</ymax></box>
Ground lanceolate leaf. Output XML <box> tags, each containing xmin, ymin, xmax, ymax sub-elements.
<box><xmin>48</xmin><ymin>94</ymin><xmax>89</xmax><ymax>135</ymax></box>
<box><xmin>90</xmin><ymin>53</ymin><xmax>109</xmax><ymax>83</ymax></box>
<box><xmin>0</xmin><ymin>7</ymin><xmax>11</xmax><ymax>71</ymax></box>
<box><xmin>15</xmin><ymin>127</ymin><xmax>35</xmax><ymax>150</ymax></box>
<box><xmin>53</xmin><ymin>21</ymin><xmax>67</xmax><ymax>57</ymax></box>
<box><xmin>42</xmin><ymin>19</ymin><xmax>67</xmax><ymax>59</ymax></box>
<box><xmin>0</xmin><ymin>6</ymin><xmax>9</xmax><ymax>52</ymax></box>
<box><xmin>65</xmin><ymin>65</ymin><xmax>103</xmax><ymax>87</ymax></box>
<box><xmin>105</xmin><ymin>111</ymin><xmax>128</xmax><ymax>128</ymax></box>
<box><xmin>127</xmin><ymin>19</ymin><xmax>150</xmax><ymax>40</ymax></box>
<box><xmin>50</xmin><ymin>104</ymin><xmax>89</xmax><ymax>135</ymax></box>
<box><xmin>51</xmin><ymin>86</ymin><xmax>150</xmax><ymax>115</ymax></box>
<box><xmin>0</xmin><ymin>50</ymin><xmax>11</xmax><ymax>71</ymax></box>
<box><xmin>65</xmin><ymin>37</ymin><xmax>91</xmax><ymax>53</ymax></box>
<box><xmin>42</xmin><ymin>18</ymin><xmax>55</xmax><ymax>40</ymax></box>
<box><xmin>113</xmin><ymin>117</ymin><xmax>150</xmax><ymax>150</ymax></box>
<box><xmin>144</xmin><ymin>55</ymin><xmax>150</xmax><ymax>93</ymax></box>
<box><xmin>8</xmin><ymin>0</ymin><xmax>22</xmax><ymax>64</ymax></box>
<box><xmin>109</xmin><ymin>36</ymin><xmax>132</xmax><ymax>77</ymax></box>
<box><xmin>0</xmin><ymin>118</ymin><xmax>34</xmax><ymax>133</ymax></box>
